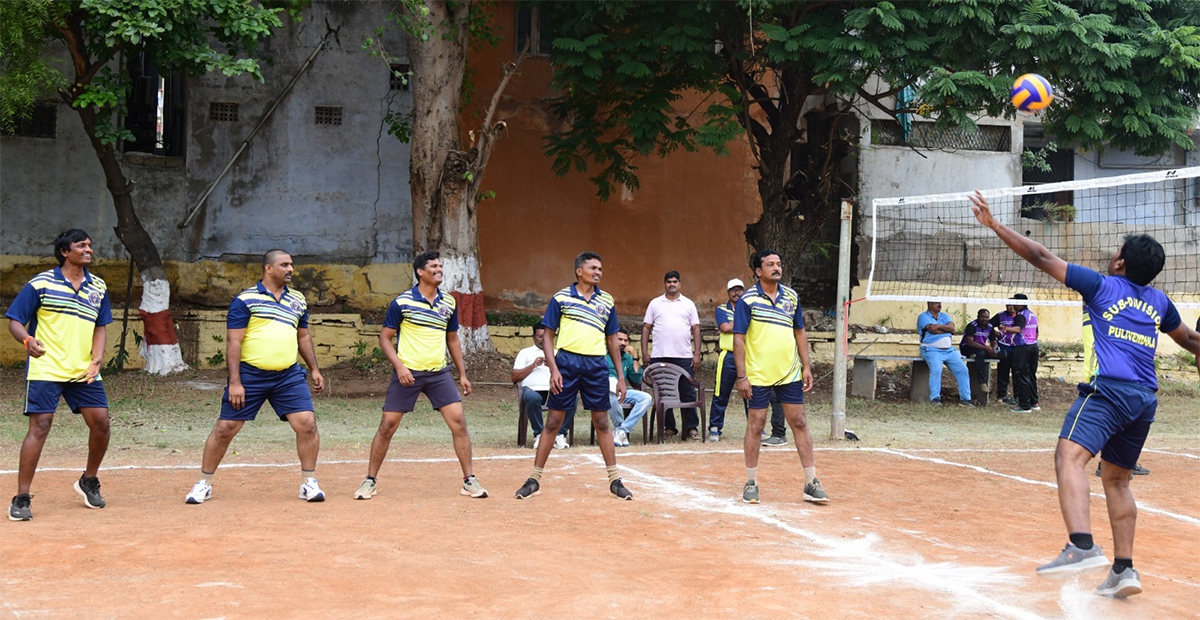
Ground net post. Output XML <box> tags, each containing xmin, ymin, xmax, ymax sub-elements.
<box><xmin>831</xmin><ymin>200</ymin><xmax>852</xmax><ymax>440</ymax></box>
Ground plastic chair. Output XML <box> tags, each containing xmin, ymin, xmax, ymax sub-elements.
<box><xmin>643</xmin><ymin>362</ymin><xmax>708</xmax><ymax>443</ymax></box>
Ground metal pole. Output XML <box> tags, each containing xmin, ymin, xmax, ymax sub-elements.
<box><xmin>831</xmin><ymin>200</ymin><xmax>853</xmax><ymax>439</ymax></box>
<box><xmin>177</xmin><ymin>37</ymin><xmax>328</xmax><ymax>229</ymax></box>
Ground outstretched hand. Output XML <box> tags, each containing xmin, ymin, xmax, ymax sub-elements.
<box><xmin>969</xmin><ymin>190</ymin><xmax>996</xmax><ymax>229</ymax></box>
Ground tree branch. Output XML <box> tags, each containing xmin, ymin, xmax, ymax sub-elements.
<box><xmin>469</xmin><ymin>39</ymin><xmax>530</xmax><ymax>204</ymax></box>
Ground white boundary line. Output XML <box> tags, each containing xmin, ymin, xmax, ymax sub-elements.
<box><xmin>875</xmin><ymin>448</ymin><xmax>1200</xmax><ymax>527</ymax></box>
<box><xmin>584</xmin><ymin>453</ymin><xmax>1048</xmax><ymax>620</ymax></box>
<box><xmin>1141</xmin><ymin>448</ymin><xmax>1200</xmax><ymax>460</ymax></box>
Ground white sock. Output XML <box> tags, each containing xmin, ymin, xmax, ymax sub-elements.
<box><xmin>803</xmin><ymin>466</ymin><xmax>816</xmax><ymax>485</ymax></box>
<box><xmin>745</xmin><ymin>467</ymin><xmax>757</xmax><ymax>483</ymax></box>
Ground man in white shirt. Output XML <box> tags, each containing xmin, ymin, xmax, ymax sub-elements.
<box><xmin>512</xmin><ymin>324</ymin><xmax>575</xmax><ymax>449</ymax></box>
<box><xmin>641</xmin><ymin>270</ymin><xmax>702</xmax><ymax>440</ymax></box>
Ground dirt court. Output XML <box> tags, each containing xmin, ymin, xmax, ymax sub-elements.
<box><xmin>2</xmin><ymin>439</ymin><xmax>1197</xmax><ymax>619</ymax></box>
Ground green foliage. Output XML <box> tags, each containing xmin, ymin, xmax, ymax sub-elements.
<box><xmin>349</xmin><ymin>340</ymin><xmax>387</xmax><ymax>372</ymax></box>
<box><xmin>205</xmin><ymin>350</ymin><xmax>225</xmax><ymax>368</ymax></box>
<box><xmin>1022</xmin><ymin>141</ymin><xmax>1058</xmax><ymax>172</ymax></box>
<box><xmin>485</xmin><ymin>311</ymin><xmax>542</xmax><ymax>327</ymax></box>
<box><xmin>545</xmin><ymin>1</ymin><xmax>1200</xmax><ymax>201</ymax></box>
<box><xmin>1</xmin><ymin>0</ymin><xmax>285</xmax><ymax>137</ymax></box>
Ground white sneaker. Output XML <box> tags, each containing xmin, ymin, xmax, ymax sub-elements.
<box><xmin>299</xmin><ymin>477</ymin><xmax>326</xmax><ymax>502</ymax></box>
<box><xmin>533</xmin><ymin>434</ymin><xmax>541</xmax><ymax>450</ymax></box>
<box><xmin>553</xmin><ymin>435</ymin><xmax>570</xmax><ymax>449</ymax></box>
<box><xmin>613</xmin><ymin>429</ymin><xmax>629</xmax><ymax>447</ymax></box>
<box><xmin>185</xmin><ymin>479</ymin><xmax>212</xmax><ymax>504</ymax></box>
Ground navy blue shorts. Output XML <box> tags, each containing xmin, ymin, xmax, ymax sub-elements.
<box><xmin>220</xmin><ymin>363</ymin><xmax>314</xmax><ymax>421</ymax></box>
<box><xmin>25</xmin><ymin>380</ymin><xmax>109</xmax><ymax>415</ymax></box>
<box><xmin>749</xmin><ymin>381</ymin><xmax>804</xmax><ymax>409</ymax></box>
<box><xmin>1060</xmin><ymin>377</ymin><xmax>1157</xmax><ymax>469</ymax></box>
<box><xmin>383</xmin><ymin>368</ymin><xmax>462</xmax><ymax>412</ymax></box>
<box><xmin>547</xmin><ymin>350</ymin><xmax>609</xmax><ymax>412</ymax></box>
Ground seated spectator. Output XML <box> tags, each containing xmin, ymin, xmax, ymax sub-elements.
<box><xmin>917</xmin><ymin>300</ymin><xmax>973</xmax><ymax>406</ymax></box>
<box><xmin>512</xmin><ymin>323</ymin><xmax>576</xmax><ymax>449</ymax></box>
<box><xmin>606</xmin><ymin>329</ymin><xmax>652</xmax><ymax>447</ymax></box>
<box><xmin>959</xmin><ymin>308</ymin><xmax>999</xmax><ymax>388</ymax></box>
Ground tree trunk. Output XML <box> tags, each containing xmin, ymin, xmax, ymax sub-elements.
<box><xmin>75</xmin><ymin>105</ymin><xmax>188</xmax><ymax>375</ymax></box>
<box><xmin>745</xmin><ymin>98</ymin><xmax>854</xmax><ymax>290</ymax></box>
<box><xmin>405</xmin><ymin>0</ymin><xmax>492</xmax><ymax>352</ymax></box>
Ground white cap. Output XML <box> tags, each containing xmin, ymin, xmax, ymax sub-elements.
<box><xmin>727</xmin><ymin>278</ymin><xmax>745</xmax><ymax>290</ymax></box>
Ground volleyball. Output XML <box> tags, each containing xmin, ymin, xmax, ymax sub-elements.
<box><xmin>1011</xmin><ymin>73</ymin><xmax>1053</xmax><ymax>111</ymax></box>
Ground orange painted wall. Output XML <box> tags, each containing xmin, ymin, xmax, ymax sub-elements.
<box><xmin>467</xmin><ymin>2</ymin><xmax>763</xmax><ymax>317</ymax></box>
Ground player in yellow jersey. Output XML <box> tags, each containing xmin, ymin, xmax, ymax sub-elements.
<box><xmin>354</xmin><ymin>250</ymin><xmax>486</xmax><ymax>500</ymax></box>
<box><xmin>184</xmin><ymin>250</ymin><xmax>326</xmax><ymax>505</ymax></box>
<box><xmin>7</xmin><ymin>230</ymin><xmax>113</xmax><ymax>520</ymax></box>
<box><xmin>733</xmin><ymin>249</ymin><xmax>829</xmax><ymax>505</ymax></box>
<box><xmin>515</xmin><ymin>252</ymin><xmax>631</xmax><ymax>500</ymax></box>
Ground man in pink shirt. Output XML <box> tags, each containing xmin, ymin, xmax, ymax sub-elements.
<box><xmin>641</xmin><ymin>271</ymin><xmax>702</xmax><ymax>439</ymax></box>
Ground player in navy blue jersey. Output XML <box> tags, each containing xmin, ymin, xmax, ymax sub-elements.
<box><xmin>971</xmin><ymin>191</ymin><xmax>1200</xmax><ymax>598</ymax></box>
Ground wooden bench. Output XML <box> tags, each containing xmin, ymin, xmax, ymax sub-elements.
<box><xmin>851</xmin><ymin>354</ymin><xmax>999</xmax><ymax>404</ymax></box>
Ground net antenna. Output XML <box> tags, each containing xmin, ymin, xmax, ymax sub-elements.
<box><xmin>865</xmin><ymin>167</ymin><xmax>1200</xmax><ymax>308</ymax></box>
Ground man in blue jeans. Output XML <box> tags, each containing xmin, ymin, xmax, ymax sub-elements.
<box><xmin>916</xmin><ymin>300</ymin><xmax>972</xmax><ymax>406</ymax></box>
<box><xmin>606</xmin><ymin>330</ymin><xmax>651</xmax><ymax>446</ymax></box>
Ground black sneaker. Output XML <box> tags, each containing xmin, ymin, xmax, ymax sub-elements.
<box><xmin>74</xmin><ymin>474</ymin><xmax>106</xmax><ymax>509</ymax></box>
<box><xmin>515</xmin><ymin>477</ymin><xmax>540</xmax><ymax>499</ymax></box>
<box><xmin>8</xmin><ymin>494</ymin><xmax>32</xmax><ymax>521</ymax></box>
<box><xmin>610</xmin><ymin>478</ymin><xmax>633</xmax><ymax>501</ymax></box>
<box><xmin>1132</xmin><ymin>463</ymin><xmax>1150</xmax><ymax>476</ymax></box>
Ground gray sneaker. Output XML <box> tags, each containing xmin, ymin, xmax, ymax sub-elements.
<box><xmin>761</xmin><ymin>435</ymin><xmax>787</xmax><ymax>447</ymax></box>
<box><xmin>610</xmin><ymin>479</ymin><xmax>633</xmax><ymax>500</ymax></box>
<box><xmin>8</xmin><ymin>494</ymin><xmax>32</xmax><ymax>521</ymax></box>
<box><xmin>1035</xmin><ymin>543</ymin><xmax>1109</xmax><ymax>575</ymax></box>
<box><xmin>515</xmin><ymin>477</ymin><xmax>540</xmax><ymax>499</ymax></box>
<box><xmin>461</xmin><ymin>475</ymin><xmax>488</xmax><ymax>498</ymax></box>
<box><xmin>354</xmin><ymin>478</ymin><xmax>377</xmax><ymax>500</ymax></box>
<box><xmin>742</xmin><ymin>481</ymin><xmax>759</xmax><ymax>504</ymax></box>
<box><xmin>74</xmin><ymin>475</ymin><xmax>105</xmax><ymax>509</ymax></box>
<box><xmin>803</xmin><ymin>478</ymin><xmax>830</xmax><ymax>503</ymax></box>
<box><xmin>1095</xmin><ymin>567</ymin><xmax>1142</xmax><ymax>597</ymax></box>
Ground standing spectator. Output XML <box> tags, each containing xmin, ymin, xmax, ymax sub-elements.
<box><xmin>959</xmin><ymin>308</ymin><xmax>999</xmax><ymax>388</ymax></box>
<box><xmin>990</xmin><ymin>303</ymin><xmax>1019</xmax><ymax>405</ymax></box>
<box><xmin>1007</xmin><ymin>294</ymin><xmax>1041</xmax><ymax>413</ymax></box>
<box><xmin>6</xmin><ymin>229</ymin><xmax>113</xmax><ymax>520</ymax></box>
<box><xmin>917</xmin><ymin>300</ymin><xmax>973</xmax><ymax>405</ymax></box>
<box><xmin>641</xmin><ymin>271</ymin><xmax>702</xmax><ymax>440</ymax></box>
<box><xmin>512</xmin><ymin>324</ymin><xmax>576</xmax><ymax>450</ymax></box>
<box><xmin>606</xmin><ymin>329</ymin><xmax>652</xmax><ymax>447</ymax></box>
<box><xmin>710</xmin><ymin>278</ymin><xmax>787</xmax><ymax>444</ymax></box>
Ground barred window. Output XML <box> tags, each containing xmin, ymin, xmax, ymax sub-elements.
<box><xmin>314</xmin><ymin>106</ymin><xmax>343</xmax><ymax>126</ymax></box>
<box><xmin>209</xmin><ymin>102</ymin><xmax>239</xmax><ymax>122</ymax></box>
<box><xmin>871</xmin><ymin>119</ymin><xmax>1010</xmax><ymax>152</ymax></box>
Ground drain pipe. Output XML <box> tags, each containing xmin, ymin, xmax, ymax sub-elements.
<box><xmin>178</xmin><ymin>36</ymin><xmax>329</xmax><ymax>229</ymax></box>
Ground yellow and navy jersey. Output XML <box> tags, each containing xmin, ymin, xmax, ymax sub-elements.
<box><xmin>542</xmin><ymin>283</ymin><xmax>619</xmax><ymax>356</ymax></box>
<box><xmin>384</xmin><ymin>286</ymin><xmax>458</xmax><ymax>372</ymax></box>
<box><xmin>1081</xmin><ymin>304</ymin><xmax>1097</xmax><ymax>381</ymax></box>
<box><xmin>733</xmin><ymin>282</ymin><xmax>805</xmax><ymax>386</ymax></box>
<box><xmin>715</xmin><ymin>302</ymin><xmax>735</xmax><ymax>352</ymax></box>
<box><xmin>227</xmin><ymin>281</ymin><xmax>309</xmax><ymax>371</ymax></box>
<box><xmin>5</xmin><ymin>268</ymin><xmax>112</xmax><ymax>382</ymax></box>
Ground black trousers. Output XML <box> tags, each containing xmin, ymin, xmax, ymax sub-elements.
<box><xmin>1011</xmin><ymin>344</ymin><xmax>1040</xmax><ymax>408</ymax></box>
<box><xmin>959</xmin><ymin>346</ymin><xmax>992</xmax><ymax>386</ymax></box>
<box><xmin>996</xmin><ymin>345</ymin><xmax>1013</xmax><ymax>398</ymax></box>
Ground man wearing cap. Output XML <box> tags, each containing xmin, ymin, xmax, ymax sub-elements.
<box><xmin>917</xmin><ymin>300</ymin><xmax>973</xmax><ymax>405</ymax></box>
<box><xmin>1003</xmin><ymin>294</ymin><xmax>1041</xmax><ymax>413</ymax></box>
<box><xmin>709</xmin><ymin>278</ymin><xmax>786</xmax><ymax>443</ymax></box>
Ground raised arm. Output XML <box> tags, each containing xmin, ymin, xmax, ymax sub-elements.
<box><xmin>971</xmin><ymin>190</ymin><xmax>1068</xmax><ymax>283</ymax></box>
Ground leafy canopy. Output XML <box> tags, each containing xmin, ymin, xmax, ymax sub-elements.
<box><xmin>545</xmin><ymin>0</ymin><xmax>1200</xmax><ymax>200</ymax></box>
<box><xmin>0</xmin><ymin>0</ymin><xmax>286</xmax><ymax>141</ymax></box>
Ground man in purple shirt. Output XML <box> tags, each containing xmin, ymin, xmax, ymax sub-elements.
<box><xmin>972</xmin><ymin>190</ymin><xmax>1200</xmax><ymax>598</ymax></box>
<box><xmin>641</xmin><ymin>271</ymin><xmax>702</xmax><ymax>440</ymax></box>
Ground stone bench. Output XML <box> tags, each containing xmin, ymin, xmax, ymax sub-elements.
<box><xmin>851</xmin><ymin>354</ymin><xmax>999</xmax><ymax>404</ymax></box>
